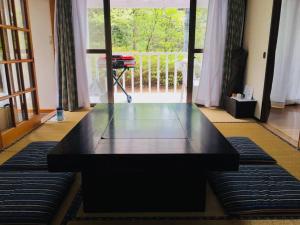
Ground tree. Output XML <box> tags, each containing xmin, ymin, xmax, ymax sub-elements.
<box><xmin>88</xmin><ymin>8</ymin><xmax>208</xmax><ymax>52</ymax></box>
<box><xmin>87</xmin><ymin>7</ymin><xmax>208</xmax><ymax>87</ymax></box>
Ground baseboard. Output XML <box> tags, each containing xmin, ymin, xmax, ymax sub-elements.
<box><xmin>40</xmin><ymin>109</ymin><xmax>56</xmax><ymax>123</ymax></box>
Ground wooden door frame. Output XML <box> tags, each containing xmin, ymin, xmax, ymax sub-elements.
<box><xmin>103</xmin><ymin>0</ymin><xmax>113</xmax><ymax>103</ymax></box>
<box><xmin>187</xmin><ymin>0</ymin><xmax>204</xmax><ymax>103</ymax></box>
<box><xmin>260</xmin><ymin>0</ymin><xmax>282</xmax><ymax>122</ymax></box>
<box><xmin>187</xmin><ymin>0</ymin><xmax>197</xmax><ymax>103</ymax></box>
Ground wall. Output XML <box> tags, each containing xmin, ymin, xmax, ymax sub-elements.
<box><xmin>28</xmin><ymin>0</ymin><xmax>56</xmax><ymax>110</ymax></box>
<box><xmin>243</xmin><ymin>0</ymin><xmax>273</xmax><ymax>119</ymax></box>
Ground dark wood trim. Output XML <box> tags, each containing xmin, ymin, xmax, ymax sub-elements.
<box><xmin>41</xmin><ymin>107</ymin><xmax>55</xmax><ymax>113</ymax></box>
<box><xmin>0</xmin><ymin>134</ymin><xmax>3</xmax><ymax>150</ymax></box>
<box><xmin>0</xmin><ymin>24</ymin><xmax>30</xmax><ymax>32</ymax></box>
<box><xmin>297</xmin><ymin>133</ymin><xmax>300</xmax><ymax>150</ymax></box>
<box><xmin>0</xmin><ymin>59</ymin><xmax>34</xmax><ymax>64</ymax></box>
<box><xmin>193</xmin><ymin>49</ymin><xmax>203</xmax><ymax>54</ymax></box>
<box><xmin>0</xmin><ymin>88</ymin><xmax>36</xmax><ymax>101</ymax></box>
<box><xmin>260</xmin><ymin>0</ymin><xmax>282</xmax><ymax>122</ymax></box>
<box><xmin>49</xmin><ymin>0</ymin><xmax>55</xmax><ymax>46</ymax></box>
<box><xmin>241</xmin><ymin>0</ymin><xmax>248</xmax><ymax>46</ymax></box>
<box><xmin>0</xmin><ymin>6</ymin><xmax>17</xmax><ymax>128</ymax></box>
<box><xmin>24</xmin><ymin>0</ymin><xmax>40</xmax><ymax>114</ymax></box>
<box><xmin>86</xmin><ymin>49</ymin><xmax>107</xmax><ymax>54</ymax></box>
<box><xmin>103</xmin><ymin>0</ymin><xmax>114</xmax><ymax>103</ymax></box>
<box><xmin>11</xmin><ymin>0</ymin><xmax>29</xmax><ymax>120</ymax></box>
<box><xmin>1</xmin><ymin>114</ymin><xmax>42</xmax><ymax>148</ymax></box>
<box><xmin>0</xmin><ymin>0</ymin><xmax>41</xmax><ymax>149</ymax></box>
<box><xmin>187</xmin><ymin>0</ymin><xmax>197</xmax><ymax>103</ymax></box>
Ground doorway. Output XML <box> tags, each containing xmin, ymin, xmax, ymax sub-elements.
<box><xmin>267</xmin><ymin>106</ymin><xmax>300</xmax><ymax>147</ymax></box>
<box><xmin>261</xmin><ymin>0</ymin><xmax>300</xmax><ymax>148</ymax></box>
<box><xmin>86</xmin><ymin>0</ymin><xmax>209</xmax><ymax>103</ymax></box>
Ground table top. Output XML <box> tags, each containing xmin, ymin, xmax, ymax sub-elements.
<box><xmin>48</xmin><ymin>103</ymin><xmax>239</xmax><ymax>172</ymax></box>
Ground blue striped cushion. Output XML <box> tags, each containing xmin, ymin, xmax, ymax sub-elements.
<box><xmin>0</xmin><ymin>142</ymin><xmax>58</xmax><ymax>170</ymax></box>
<box><xmin>209</xmin><ymin>165</ymin><xmax>300</xmax><ymax>215</ymax></box>
<box><xmin>227</xmin><ymin>137</ymin><xmax>276</xmax><ymax>164</ymax></box>
<box><xmin>0</xmin><ymin>171</ymin><xmax>74</xmax><ymax>224</ymax></box>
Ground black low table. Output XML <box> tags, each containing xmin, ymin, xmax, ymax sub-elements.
<box><xmin>48</xmin><ymin>103</ymin><xmax>239</xmax><ymax>213</ymax></box>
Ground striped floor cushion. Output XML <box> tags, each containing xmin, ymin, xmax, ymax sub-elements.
<box><xmin>209</xmin><ymin>165</ymin><xmax>300</xmax><ymax>215</ymax></box>
<box><xmin>227</xmin><ymin>137</ymin><xmax>276</xmax><ymax>164</ymax></box>
<box><xmin>0</xmin><ymin>141</ymin><xmax>58</xmax><ymax>170</ymax></box>
<box><xmin>0</xmin><ymin>171</ymin><xmax>74</xmax><ymax>224</ymax></box>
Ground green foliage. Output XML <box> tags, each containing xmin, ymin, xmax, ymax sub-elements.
<box><xmin>195</xmin><ymin>8</ymin><xmax>208</xmax><ymax>49</ymax></box>
<box><xmin>88</xmin><ymin>8</ymin><xmax>105</xmax><ymax>49</ymax></box>
<box><xmin>88</xmin><ymin>8</ymin><xmax>208</xmax><ymax>51</ymax></box>
<box><xmin>87</xmin><ymin>8</ymin><xmax>208</xmax><ymax>87</ymax></box>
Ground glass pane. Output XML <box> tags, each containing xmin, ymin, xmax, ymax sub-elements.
<box><xmin>22</xmin><ymin>62</ymin><xmax>33</xmax><ymax>89</ymax></box>
<box><xmin>18</xmin><ymin>31</ymin><xmax>30</xmax><ymax>59</ymax></box>
<box><xmin>13</xmin><ymin>95</ymin><xmax>26</xmax><ymax>122</ymax></box>
<box><xmin>0</xmin><ymin>38</ymin><xmax>3</xmax><ymax>61</ymax></box>
<box><xmin>87</xmin><ymin>0</ymin><xmax>106</xmax><ymax>49</ymax></box>
<box><xmin>14</xmin><ymin>0</ymin><xmax>27</xmax><ymax>28</ymax></box>
<box><xmin>192</xmin><ymin>53</ymin><xmax>204</xmax><ymax>101</ymax></box>
<box><xmin>0</xmin><ymin>64</ymin><xmax>9</xmax><ymax>96</ymax></box>
<box><xmin>10</xmin><ymin>63</ymin><xmax>21</xmax><ymax>92</ymax></box>
<box><xmin>0</xmin><ymin>0</ymin><xmax>14</xmax><ymax>25</ymax></box>
<box><xmin>0</xmin><ymin>99</ymin><xmax>14</xmax><ymax>131</ymax></box>
<box><xmin>195</xmin><ymin>0</ymin><xmax>209</xmax><ymax>49</ymax></box>
<box><xmin>6</xmin><ymin>29</ymin><xmax>17</xmax><ymax>60</ymax></box>
<box><xmin>87</xmin><ymin>54</ymin><xmax>108</xmax><ymax>103</ymax></box>
<box><xmin>25</xmin><ymin>92</ymin><xmax>36</xmax><ymax>119</ymax></box>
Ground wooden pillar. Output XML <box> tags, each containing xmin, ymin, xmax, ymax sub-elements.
<box><xmin>49</xmin><ymin>0</ymin><xmax>55</xmax><ymax>51</ymax></box>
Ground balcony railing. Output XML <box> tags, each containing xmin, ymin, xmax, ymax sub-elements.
<box><xmin>87</xmin><ymin>52</ymin><xmax>203</xmax><ymax>103</ymax></box>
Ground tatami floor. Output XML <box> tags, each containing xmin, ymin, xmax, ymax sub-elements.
<box><xmin>1</xmin><ymin>106</ymin><xmax>300</xmax><ymax>225</ymax></box>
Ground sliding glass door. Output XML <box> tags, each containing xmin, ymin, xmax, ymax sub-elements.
<box><xmin>86</xmin><ymin>0</ymin><xmax>208</xmax><ymax>104</ymax></box>
<box><xmin>187</xmin><ymin>0</ymin><xmax>208</xmax><ymax>103</ymax></box>
<box><xmin>86</xmin><ymin>0</ymin><xmax>113</xmax><ymax>103</ymax></box>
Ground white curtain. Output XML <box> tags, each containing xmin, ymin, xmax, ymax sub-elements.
<box><xmin>194</xmin><ymin>0</ymin><xmax>228</xmax><ymax>107</ymax></box>
<box><xmin>72</xmin><ymin>0</ymin><xmax>90</xmax><ymax>108</ymax></box>
<box><xmin>270</xmin><ymin>0</ymin><xmax>300</xmax><ymax>107</ymax></box>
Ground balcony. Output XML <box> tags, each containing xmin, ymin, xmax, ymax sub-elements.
<box><xmin>87</xmin><ymin>52</ymin><xmax>203</xmax><ymax>103</ymax></box>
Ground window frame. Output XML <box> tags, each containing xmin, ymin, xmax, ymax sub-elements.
<box><xmin>0</xmin><ymin>0</ymin><xmax>40</xmax><ymax>149</ymax></box>
<box><xmin>0</xmin><ymin>0</ymin><xmax>39</xmax><ymax>128</ymax></box>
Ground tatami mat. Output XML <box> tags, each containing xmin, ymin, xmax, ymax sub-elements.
<box><xmin>0</xmin><ymin>109</ymin><xmax>89</xmax><ymax>165</ymax></box>
<box><xmin>214</xmin><ymin>123</ymin><xmax>300</xmax><ymax>179</ymax></box>
<box><xmin>199</xmin><ymin>107</ymin><xmax>255</xmax><ymax>123</ymax></box>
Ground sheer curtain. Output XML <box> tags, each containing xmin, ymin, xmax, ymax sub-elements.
<box><xmin>194</xmin><ymin>0</ymin><xmax>228</xmax><ymax>107</ymax></box>
<box><xmin>72</xmin><ymin>0</ymin><xmax>90</xmax><ymax>108</ymax></box>
<box><xmin>270</xmin><ymin>0</ymin><xmax>300</xmax><ymax>107</ymax></box>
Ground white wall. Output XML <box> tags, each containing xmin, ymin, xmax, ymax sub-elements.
<box><xmin>28</xmin><ymin>0</ymin><xmax>56</xmax><ymax>109</ymax></box>
<box><xmin>243</xmin><ymin>0</ymin><xmax>273</xmax><ymax>119</ymax></box>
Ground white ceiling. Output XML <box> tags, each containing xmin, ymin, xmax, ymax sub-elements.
<box><xmin>87</xmin><ymin>0</ymin><xmax>209</xmax><ymax>9</ymax></box>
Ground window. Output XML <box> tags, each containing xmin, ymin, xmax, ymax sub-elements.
<box><xmin>0</xmin><ymin>0</ymin><xmax>39</xmax><ymax>147</ymax></box>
